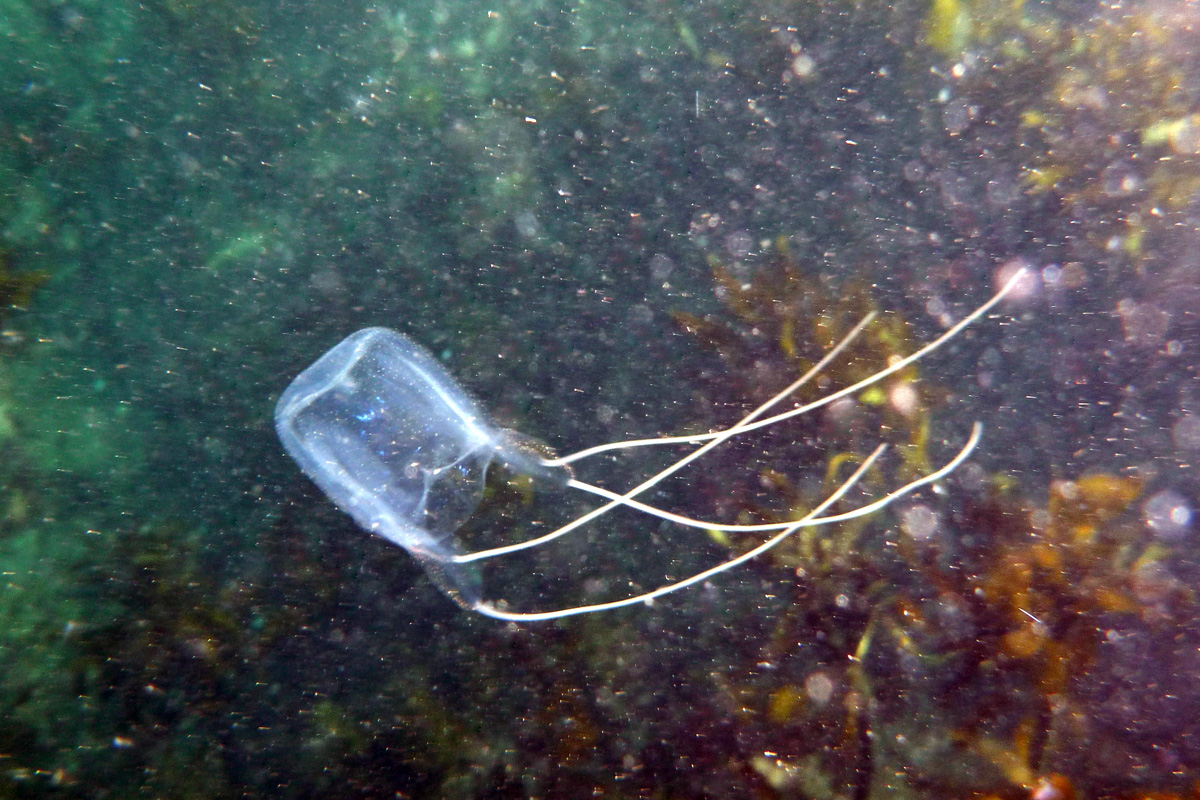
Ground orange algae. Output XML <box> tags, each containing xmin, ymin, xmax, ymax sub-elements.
<box><xmin>679</xmin><ymin>246</ymin><xmax>1190</xmax><ymax>794</ymax></box>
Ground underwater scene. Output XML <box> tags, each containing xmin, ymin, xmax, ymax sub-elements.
<box><xmin>3</xmin><ymin>0</ymin><xmax>1200</xmax><ymax>796</ymax></box>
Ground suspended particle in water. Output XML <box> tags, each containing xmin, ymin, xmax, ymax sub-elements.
<box><xmin>900</xmin><ymin>503</ymin><xmax>939</xmax><ymax>541</ymax></box>
<box><xmin>804</xmin><ymin>671</ymin><xmax>835</xmax><ymax>707</ymax></box>
<box><xmin>1143</xmin><ymin>489</ymin><xmax>1193</xmax><ymax>541</ymax></box>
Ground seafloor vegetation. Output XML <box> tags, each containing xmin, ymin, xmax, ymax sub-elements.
<box><xmin>2</xmin><ymin>0</ymin><xmax>1200</xmax><ymax>796</ymax></box>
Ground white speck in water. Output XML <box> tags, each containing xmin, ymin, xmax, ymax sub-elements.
<box><xmin>901</xmin><ymin>504</ymin><xmax>939</xmax><ymax>541</ymax></box>
<box><xmin>889</xmin><ymin>382</ymin><xmax>920</xmax><ymax>419</ymax></box>
<box><xmin>805</xmin><ymin>672</ymin><xmax>834</xmax><ymax>706</ymax></box>
<box><xmin>1143</xmin><ymin>490</ymin><xmax>1192</xmax><ymax>541</ymax></box>
<box><xmin>791</xmin><ymin>53</ymin><xmax>816</xmax><ymax>80</ymax></box>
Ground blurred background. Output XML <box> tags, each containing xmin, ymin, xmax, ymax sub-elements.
<box><xmin>2</xmin><ymin>0</ymin><xmax>1200</xmax><ymax>796</ymax></box>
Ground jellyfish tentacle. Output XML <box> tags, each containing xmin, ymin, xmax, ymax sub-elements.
<box><xmin>564</xmin><ymin>420</ymin><xmax>982</xmax><ymax>532</ymax></box>
<box><xmin>458</xmin><ymin>268</ymin><xmax>1023</xmax><ymax>566</ymax></box>
<box><xmin>470</xmin><ymin>422</ymin><xmax>982</xmax><ymax>621</ymax></box>
<box><xmin>471</xmin><ymin>442</ymin><xmax>886</xmax><ymax>621</ymax></box>
<box><xmin>545</xmin><ymin>312</ymin><xmax>877</xmax><ymax>466</ymax></box>
<box><xmin>454</xmin><ymin>311</ymin><xmax>877</xmax><ymax>564</ymax></box>
<box><xmin>548</xmin><ymin>266</ymin><xmax>1023</xmax><ymax>468</ymax></box>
